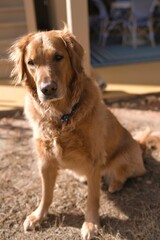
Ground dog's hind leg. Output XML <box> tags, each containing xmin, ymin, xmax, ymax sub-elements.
<box><xmin>103</xmin><ymin>167</ymin><xmax>126</xmax><ymax>193</ymax></box>
<box><xmin>101</xmin><ymin>159</ymin><xmax>127</xmax><ymax>193</ymax></box>
<box><xmin>108</xmin><ymin>176</ymin><xmax>126</xmax><ymax>193</ymax></box>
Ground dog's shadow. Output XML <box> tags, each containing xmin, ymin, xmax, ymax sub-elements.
<box><xmin>100</xmin><ymin>153</ymin><xmax>160</xmax><ymax>239</ymax></box>
<box><xmin>41</xmin><ymin>212</ymin><xmax>84</xmax><ymax>229</ymax></box>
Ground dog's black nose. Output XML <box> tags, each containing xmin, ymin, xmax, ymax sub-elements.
<box><xmin>40</xmin><ymin>81</ymin><xmax>57</xmax><ymax>96</ymax></box>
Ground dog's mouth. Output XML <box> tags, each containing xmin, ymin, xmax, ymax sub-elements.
<box><xmin>37</xmin><ymin>88</ymin><xmax>64</xmax><ymax>104</ymax></box>
<box><xmin>40</xmin><ymin>95</ymin><xmax>57</xmax><ymax>103</ymax></box>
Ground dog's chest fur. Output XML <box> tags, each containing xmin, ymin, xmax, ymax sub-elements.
<box><xmin>26</xmin><ymin>95</ymin><xmax>107</xmax><ymax>173</ymax></box>
<box><xmin>36</xmin><ymin>116</ymin><xmax>90</xmax><ymax>171</ymax></box>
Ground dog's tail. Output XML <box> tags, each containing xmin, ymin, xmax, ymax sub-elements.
<box><xmin>133</xmin><ymin>127</ymin><xmax>160</xmax><ymax>151</ymax></box>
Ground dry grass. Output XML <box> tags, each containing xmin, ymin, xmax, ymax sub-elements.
<box><xmin>0</xmin><ymin>95</ymin><xmax>160</xmax><ymax>240</ymax></box>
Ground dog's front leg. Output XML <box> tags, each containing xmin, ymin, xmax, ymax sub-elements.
<box><xmin>24</xmin><ymin>140</ymin><xmax>58</xmax><ymax>231</ymax></box>
<box><xmin>81</xmin><ymin>168</ymin><xmax>101</xmax><ymax>240</ymax></box>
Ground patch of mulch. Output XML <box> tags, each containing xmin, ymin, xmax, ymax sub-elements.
<box><xmin>0</xmin><ymin>93</ymin><xmax>160</xmax><ymax>240</ymax></box>
<box><xmin>106</xmin><ymin>92</ymin><xmax>160</xmax><ymax>111</ymax></box>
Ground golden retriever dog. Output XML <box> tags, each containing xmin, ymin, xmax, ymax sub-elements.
<box><xmin>10</xmin><ymin>27</ymin><xmax>146</xmax><ymax>240</ymax></box>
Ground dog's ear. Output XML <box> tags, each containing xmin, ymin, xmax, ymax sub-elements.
<box><xmin>60</xmin><ymin>27</ymin><xmax>84</xmax><ymax>74</ymax></box>
<box><xmin>59</xmin><ymin>27</ymin><xmax>85</xmax><ymax>102</ymax></box>
<box><xmin>9</xmin><ymin>33</ymin><xmax>33</xmax><ymax>84</ymax></box>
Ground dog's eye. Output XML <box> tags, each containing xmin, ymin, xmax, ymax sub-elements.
<box><xmin>28</xmin><ymin>60</ymin><xmax>35</xmax><ymax>66</ymax></box>
<box><xmin>54</xmin><ymin>54</ymin><xmax>64</xmax><ymax>62</ymax></box>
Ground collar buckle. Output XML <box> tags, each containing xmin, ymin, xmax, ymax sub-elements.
<box><xmin>60</xmin><ymin>114</ymin><xmax>70</xmax><ymax>122</ymax></box>
<box><xmin>60</xmin><ymin>102</ymin><xmax>79</xmax><ymax>123</ymax></box>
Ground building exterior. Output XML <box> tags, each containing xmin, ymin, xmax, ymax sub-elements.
<box><xmin>0</xmin><ymin>0</ymin><xmax>90</xmax><ymax>80</ymax></box>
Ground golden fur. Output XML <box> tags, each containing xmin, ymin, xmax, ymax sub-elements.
<box><xmin>10</xmin><ymin>27</ymin><xmax>146</xmax><ymax>240</ymax></box>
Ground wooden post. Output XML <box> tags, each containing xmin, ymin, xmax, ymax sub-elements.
<box><xmin>24</xmin><ymin>0</ymin><xmax>37</xmax><ymax>32</ymax></box>
<box><xmin>66</xmin><ymin>0</ymin><xmax>91</xmax><ymax>75</ymax></box>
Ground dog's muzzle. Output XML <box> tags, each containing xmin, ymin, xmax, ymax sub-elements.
<box><xmin>37</xmin><ymin>81</ymin><xmax>58</xmax><ymax>103</ymax></box>
<box><xmin>40</xmin><ymin>81</ymin><xmax>57</xmax><ymax>97</ymax></box>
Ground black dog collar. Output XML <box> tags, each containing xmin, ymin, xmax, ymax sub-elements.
<box><xmin>60</xmin><ymin>102</ymin><xmax>80</xmax><ymax>122</ymax></box>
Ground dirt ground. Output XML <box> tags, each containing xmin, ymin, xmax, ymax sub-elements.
<box><xmin>0</xmin><ymin>93</ymin><xmax>160</xmax><ymax>240</ymax></box>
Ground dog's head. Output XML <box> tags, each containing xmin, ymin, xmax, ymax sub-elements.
<box><xmin>9</xmin><ymin>27</ymin><xmax>84</xmax><ymax>103</ymax></box>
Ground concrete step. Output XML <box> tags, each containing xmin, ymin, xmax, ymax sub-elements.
<box><xmin>0</xmin><ymin>59</ymin><xmax>13</xmax><ymax>79</ymax></box>
<box><xmin>0</xmin><ymin>82</ymin><xmax>25</xmax><ymax>111</ymax></box>
<box><xmin>0</xmin><ymin>7</ymin><xmax>25</xmax><ymax>23</ymax></box>
<box><xmin>0</xmin><ymin>21</ymin><xmax>27</xmax><ymax>40</ymax></box>
<box><xmin>0</xmin><ymin>0</ymin><xmax>23</xmax><ymax>8</ymax></box>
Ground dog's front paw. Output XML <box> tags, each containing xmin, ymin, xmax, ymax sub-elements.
<box><xmin>23</xmin><ymin>212</ymin><xmax>42</xmax><ymax>232</ymax></box>
<box><xmin>81</xmin><ymin>222</ymin><xmax>99</xmax><ymax>240</ymax></box>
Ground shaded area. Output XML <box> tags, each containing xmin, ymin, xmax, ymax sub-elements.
<box><xmin>105</xmin><ymin>91</ymin><xmax>160</xmax><ymax>111</ymax></box>
<box><xmin>0</xmin><ymin>108</ymin><xmax>23</xmax><ymax>119</ymax></box>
